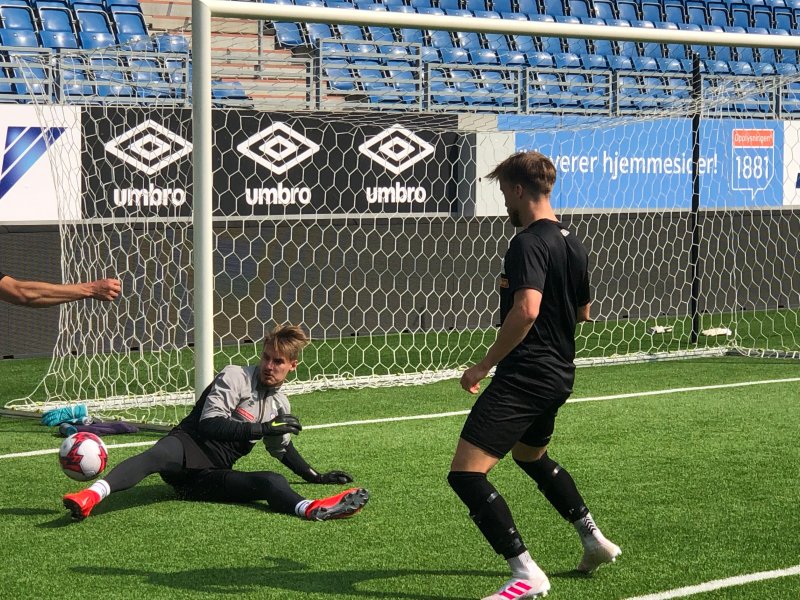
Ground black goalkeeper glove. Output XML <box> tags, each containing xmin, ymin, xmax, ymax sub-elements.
<box><xmin>262</xmin><ymin>415</ymin><xmax>302</xmax><ymax>436</ymax></box>
<box><xmin>311</xmin><ymin>470</ymin><xmax>354</xmax><ymax>484</ymax></box>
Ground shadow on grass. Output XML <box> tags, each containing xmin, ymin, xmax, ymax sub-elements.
<box><xmin>0</xmin><ymin>507</ymin><xmax>60</xmax><ymax>517</ymax></box>
<box><xmin>72</xmin><ymin>558</ymin><xmax>506</xmax><ymax>600</ymax></box>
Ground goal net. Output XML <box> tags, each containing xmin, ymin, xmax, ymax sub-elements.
<box><xmin>6</xmin><ymin>8</ymin><xmax>800</xmax><ymax>424</ymax></box>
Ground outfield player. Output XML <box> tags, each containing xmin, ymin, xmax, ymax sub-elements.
<box><xmin>448</xmin><ymin>152</ymin><xmax>620</xmax><ymax>599</ymax></box>
<box><xmin>63</xmin><ymin>324</ymin><xmax>369</xmax><ymax>522</ymax></box>
<box><xmin>0</xmin><ymin>269</ymin><xmax>120</xmax><ymax>307</ymax></box>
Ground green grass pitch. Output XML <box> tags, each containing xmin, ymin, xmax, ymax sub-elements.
<box><xmin>0</xmin><ymin>356</ymin><xmax>799</xmax><ymax>599</ymax></box>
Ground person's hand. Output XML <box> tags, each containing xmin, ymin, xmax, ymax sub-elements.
<box><xmin>262</xmin><ymin>414</ymin><xmax>302</xmax><ymax>436</ymax></box>
<box><xmin>460</xmin><ymin>363</ymin><xmax>491</xmax><ymax>394</ymax></box>
<box><xmin>312</xmin><ymin>470</ymin><xmax>354</xmax><ymax>484</ymax></box>
<box><xmin>90</xmin><ymin>278</ymin><xmax>121</xmax><ymax>302</ymax></box>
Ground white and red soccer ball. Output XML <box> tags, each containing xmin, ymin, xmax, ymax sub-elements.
<box><xmin>58</xmin><ymin>432</ymin><xmax>108</xmax><ymax>481</ymax></box>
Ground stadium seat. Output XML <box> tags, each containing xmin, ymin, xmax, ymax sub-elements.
<box><xmin>663</xmin><ymin>0</ymin><xmax>686</xmax><ymax>24</ymax></box>
<box><xmin>59</xmin><ymin>54</ymin><xmax>93</xmax><ymax>98</ymax></box>
<box><xmin>470</xmin><ymin>47</ymin><xmax>498</xmax><ymax>64</ymax></box>
<box><xmin>704</xmin><ymin>24</ymin><xmax>734</xmax><ymax>61</ymax></box>
<box><xmin>769</xmin><ymin>28</ymin><xmax>796</xmax><ymax>63</ymax></box>
<box><xmin>89</xmin><ymin>55</ymin><xmax>133</xmax><ymax>97</ymax></box>
<box><xmin>440</xmin><ymin>46</ymin><xmax>469</xmax><ymax>63</ymax></box>
<box><xmin>593</xmin><ymin>0</ymin><xmax>614</xmax><ymax>20</ymax></box>
<box><xmin>321</xmin><ymin>59</ymin><xmax>355</xmax><ymax>91</ymax></box>
<box><xmin>5</xmin><ymin>50</ymin><xmax>49</xmax><ymax>97</ymax></box>
<box><xmin>541</xmin><ymin>0</ymin><xmax>564</xmax><ymax>15</ymax></box>
<box><xmin>273</xmin><ymin>21</ymin><xmax>305</xmax><ymax>47</ymax></box>
<box><xmin>385</xmin><ymin>58</ymin><xmax>419</xmax><ymax>104</ymax></box>
<box><xmin>211</xmin><ymin>80</ymin><xmax>249</xmax><ymax>102</ymax></box>
<box><xmin>497</xmin><ymin>49</ymin><xmax>526</xmax><ymax>65</ymax></box>
<box><xmin>74</xmin><ymin>5</ymin><xmax>113</xmax><ymax>33</ymax></box>
<box><xmin>79</xmin><ymin>30</ymin><xmax>115</xmax><ymax>48</ymax></box>
<box><xmin>306</xmin><ymin>22</ymin><xmax>335</xmax><ymax>47</ymax></box>
<box><xmin>616</xmin><ymin>0</ymin><xmax>639</xmax><ymax>21</ymax></box>
<box><xmin>686</xmin><ymin>1</ymin><xmax>709</xmax><ymax>25</ymax></box>
<box><xmin>464</xmin><ymin>0</ymin><xmax>486</xmax><ymax>12</ymax></box>
<box><xmin>0</xmin><ymin>6</ymin><xmax>36</xmax><ymax>31</ymax></box>
<box><xmin>338</xmin><ymin>24</ymin><xmax>375</xmax><ymax>56</ymax></box>
<box><xmin>641</xmin><ymin>0</ymin><xmax>663</xmax><ymax>23</ymax></box>
<box><xmin>41</xmin><ymin>29</ymin><xmax>78</xmax><ymax>48</ymax></box>
<box><xmin>128</xmin><ymin>56</ymin><xmax>171</xmax><ymax>97</ymax></box>
<box><xmin>730</xmin><ymin>3</ymin><xmax>752</xmax><ymax>27</ymax></box>
<box><xmin>0</xmin><ymin>27</ymin><xmax>38</xmax><ymax>47</ymax></box>
<box><xmin>428</xmin><ymin>67</ymin><xmax>461</xmax><ymax>105</ymax></box>
<box><xmin>455</xmin><ymin>29</ymin><xmax>482</xmax><ymax>51</ymax></box>
<box><xmin>526</xmin><ymin>51</ymin><xmax>559</xmax><ymax>108</ymax></box>
<box><xmin>492</xmin><ymin>0</ymin><xmax>512</xmax><ymax>13</ymax></box>
<box><xmin>516</xmin><ymin>0</ymin><xmax>538</xmax><ymax>15</ymax></box>
<box><xmin>38</xmin><ymin>5</ymin><xmax>74</xmax><ymax>33</ymax></box>
<box><xmin>567</xmin><ymin>0</ymin><xmax>590</xmax><ymax>17</ymax></box>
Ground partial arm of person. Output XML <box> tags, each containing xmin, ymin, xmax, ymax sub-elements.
<box><xmin>0</xmin><ymin>275</ymin><xmax>120</xmax><ymax>307</ymax></box>
<box><xmin>276</xmin><ymin>441</ymin><xmax>354</xmax><ymax>484</ymax></box>
<box><xmin>460</xmin><ymin>287</ymin><xmax>542</xmax><ymax>394</ymax></box>
<box><xmin>577</xmin><ymin>302</ymin><xmax>591</xmax><ymax>323</ymax></box>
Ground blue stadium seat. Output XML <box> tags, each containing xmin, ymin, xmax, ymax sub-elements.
<box><xmin>438</xmin><ymin>0</ymin><xmax>459</xmax><ymax>10</ymax></box>
<box><xmin>420</xmin><ymin>46</ymin><xmax>439</xmax><ymax>62</ymax></box>
<box><xmin>541</xmin><ymin>0</ymin><xmax>565</xmax><ymax>15</ymax></box>
<box><xmin>730</xmin><ymin>3</ymin><xmax>752</xmax><ymax>27</ymax></box>
<box><xmin>567</xmin><ymin>0</ymin><xmax>590</xmax><ymax>17</ymax></box>
<box><xmin>768</xmin><ymin>27</ymin><xmax>795</xmax><ymax>62</ymax></box>
<box><xmin>470</xmin><ymin>47</ymin><xmax>498</xmax><ymax>64</ymax></box>
<box><xmin>752</xmin><ymin>4</ymin><xmax>774</xmax><ymax>27</ymax></box>
<box><xmin>385</xmin><ymin>59</ymin><xmax>419</xmax><ymax>105</ymax></box>
<box><xmin>464</xmin><ymin>0</ymin><xmax>486</xmax><ymax>12</ymax></box>
<box><xmin>322</xmin><ymin>59</ymin><xmax>355</xmax><ymax>91</ymax></box>
<box><xmin>474</xmin><ymin>9</ymin><xmax>500</xmax><ymax>17</ymax></box>
<box><xmin>338</xmin><ymin>23</ymin><xmax>375</xmax><ymax>56</ymax></box>
<box><xmin>79</xmin><ymin>30</ymin><xmax>115</xmax><ymax>48</ymax></box>
<box><xmin>41</xmin><ymin>30</ymin><xmax>78</xmax><ymax>48</ymax></box>
<box><xmin>663</xmin><ymin>0</ymin><xmax>686</xmax><ymax>24</ymax></box>
<box><xmin>708</xmin><ymin>2</ymin><xmax>731</xmax><ymax>26</ymax></box>
<box><xmin>128</xmin><ymin>56</ymin><xmax>171</xmax><ymax>97</ymax></box>
<box><xmin>686</xmin><ymin>1</ymin><xmax>709</xmax><ymax>25</ymax></box>
<box><xmin>211</xmin><ymin>80</ymin><xmax>249</xmax><ymax>101</ymax></box>
<box><xmin>640</xmin><ymin>0</ymin><xmax>663</xmax><ymax>23</ymax></box>
<box><xmin>449</xmin><ymin>68</ymin><xmax>494</xmax><ymax>106</ymax></box>
<box><xmin>38</xmin><ymin>5</ymin><xmax>74</xmax><ymax>33</ymax></box>
<box><xmin>616</xmin><ymin>0</ymin><xmax>639</xmax><ymax>21</ymax></box>
<box><xmin>773</xmin><ymin>7</ymin><xmax>794</xmax><ymax>29</ymax></box>
<box><xmin>455</xmin><ymin>29</ymin><xmax>482</xmax><ymax>50</ymax></box>
<box><xmin>107</xmin><ymin>0</ymin><xmax>142</xmax><ymax>7</ymax></box>
<box><xmin>428</xmin><ymin>67</ymin><xmax>461</xmax><ymax>105</ymax></box>
<box><xmin>74</xmin><ymin>4</ymin><xmax>113</xmax><ymax>33</ymax></box>
<box><xmin>156</xmin><ymin>34</ymin><xmax>190</xmax><ymax>54</ymax></box>
<box><xmin>273</xmin><ymin>22</ymin><xmax>305</xmax><ymax>47</ymax></box>
<box><xmin>526</xmin><ymin>51</ymin><xmax>559</xmax><ymax>108</ymax></box>
<box><xmin>440</xmin><ymin>46</ymin><xmax>469</xmax><ymax>63</ymax></box>
<box><xmin>497</xmin><ymin>49</ymin><xmax>526</xmax><ymax>65</ymax></box>
<box><xmin>677</xmin><ymin>22</ymin><xmax>711</xmax><ymax>59</ymax></box>
<box><xmin>593</xmin><ymin>0</ymin><xmax>614</xmax><ymax>20</ymax></box>
<box><xmin>703</xmin><ymin>24</ymin><xmax>733</xmax><ymax>60</ymax></box>
<box><xmin>89</xmin><ymin>55</ymin><xmax>133</xmax><ymax>97</ymax></box>
<box><xmin>305</xmin><ymin>22</ymin><xmax>334</xmax><ymax>47</ymax></box>
<box><xmin>0</xmin><ymin>6</ymin><xmax>36</xmax><ymax>31</ymax></box>
<box><xmin>516</xmin><ymin>0</ymin><xmax>538</xmax><ymax>14</ymax></box>
<box><xmin>0</xmin><ymin>27</ymin><xmax>38</xmax><ymax>47</ymax></box>
<box><xmin>59</xmin><ymin>54</ymin><xmax>93</xmax><ymax>98</ymax></box>
<box><xmin>492</xmin><ymin>0</ymin><xmax>512</xmax><ymax>12</ymax></box>
<box><xmin>429</xmin><ymin>28</ymin><xmax>454</xmax><ymax>49</ymax></box>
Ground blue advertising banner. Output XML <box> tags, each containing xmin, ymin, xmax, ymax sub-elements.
<box><xmin>497</xmin><ymin>115</ymin><xmax>783</xmax><ymax>210</ymax></box>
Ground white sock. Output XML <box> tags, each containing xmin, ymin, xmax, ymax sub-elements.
<box><xmin>507</xmin><ymin>551</ymin><xmax>544</xmax><ymax>579</ymax></box>
<box><xmin>88</xmin><ymin>479</ymin><xmax>110</xmax><ymax>501</ymax></box>
<box><xmin>573</xmin><ymin>512</ymin><xmax>605</xmax><ymax>545</ymax></box>
<box><xmin>294</xmin><ymin>499</ymin><xmax>311</xmax><ymax>518</ymax></box>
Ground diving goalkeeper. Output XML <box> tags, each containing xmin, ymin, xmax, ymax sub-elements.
<box><xmin>63</xmin><ymin>324</ymin><xmax>369</xmax><ymax>522</ymax></box>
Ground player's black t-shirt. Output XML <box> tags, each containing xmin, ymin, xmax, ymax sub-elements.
<box><xmin>496</xmin><ymin>219</ymin><xmax>590</xmax><ymax>397</ymax></box>
<box><xmin>0</xmin><ymin>270</ymin><xmax>5</xmax><ymax>281</ymax></box>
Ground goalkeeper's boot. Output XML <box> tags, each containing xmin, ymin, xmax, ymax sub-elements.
<box><xmin>482</xmin><ymin>574</ymin><xmax>550</xmax><ymax>599</ymax></box>
<box><xmin>576</xmin><ymin>536</ymin><xmax>621</xmax><ymax>574</ymax></box>
<box><xmin>305</xmin><ymin>487</ymin><xmax>369</xmax><ymax>521</ymax></box>
<box><xmin>63</xmin><ymin>489</ymin><xmax>101</xmax><ymax>521</ymax></box>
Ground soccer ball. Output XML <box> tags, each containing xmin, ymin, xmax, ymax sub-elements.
<box><xmin>59</xmin><ymin>432</ymin><xmax>108</xmax><ymax>481</ymax></box>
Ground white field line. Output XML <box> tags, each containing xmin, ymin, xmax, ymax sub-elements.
<box><xmin>2</xmin><ymin>375</ymin><xmax>799</xmax><ymax>461</ymax></box>
<box><xmin>624</xmin><ymin>564</ymin><xmax>800</xmax><ymax>599</ymax></box>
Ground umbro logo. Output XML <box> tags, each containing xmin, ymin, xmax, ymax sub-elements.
<box><xmin>359</xmin><ymin>125</ymin><xmax>434</xmax><ymax>176</ymax></box>
<box><xmin>237</xmin><ymin>123</ymin><xmax>320</xmax><ymax>174</ymax></box>
<box><xmin>104</xmin><ymin>120</ymin><xmax>192</xmax><ymax>176</ymax></box>
<box><xmin>0</xmin><ymin>126</ymin><xmax>65</xmax><ymax>200</ymax></box>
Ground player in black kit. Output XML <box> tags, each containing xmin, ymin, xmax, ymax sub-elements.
<box><xmin>447</xmin><ymin>151</ymin><xmax>620</xmax><ymax>599</ymax></box>
<box><xmin>63</xmin><ymin>324</ymin><xmax>368</xmax><ymax>522</ymax></box>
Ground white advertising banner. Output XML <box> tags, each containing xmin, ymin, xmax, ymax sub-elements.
<box><xmin>783</xmin><ymin>121</ymin><xmax>800</xmax><ymax>207</ymax></box>
<box><xmin>0</xmin><ymin>105</ymin><xmax>81</xmax><ymax>224</ymax></box>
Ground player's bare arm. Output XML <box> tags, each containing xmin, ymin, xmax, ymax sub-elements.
<box><xmin>577</xmin><ymin>302</ymin><xmax>591</xmax><ymax>322</ymax></box>
<box><xmin>460</xmin><ymin>288</ymin><xmax>542</xmax><ymax>394</ymax></box>
<box><xmin>0</xmin><ymin>275</ymin><xmax>120</xmax><ymax>307</ymax></box>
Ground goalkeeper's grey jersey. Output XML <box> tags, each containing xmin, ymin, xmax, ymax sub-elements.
<box><xmin>173</xmin><ymin>365</ymin><xmax>292</xmax><ymax>468</ymax></box>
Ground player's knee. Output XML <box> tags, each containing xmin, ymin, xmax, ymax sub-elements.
<box><xmin>514</xmin><ymin>451</ymin><xmax>559</xmax><ymax>489</ymax></box>
<box><xmin>447</xmin><ymin>470</ymin><xmax>485</xmax><ymax>496</ymax></box>
<box><xmin>260</xmin><ymin>471</ymin><xmax>290</xmax><ymax>489</ymax></box>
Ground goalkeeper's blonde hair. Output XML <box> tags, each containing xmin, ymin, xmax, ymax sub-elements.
<box><xmin>263</xmin><ymin>324</ymin><xmax>309</xmax><ymax>360</ymax></box>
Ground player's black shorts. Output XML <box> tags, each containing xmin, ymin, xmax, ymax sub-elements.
<box><xmin>459</xmin><ymin>371</ymin><xmax>569</xmax><ymax>459</ymax></box>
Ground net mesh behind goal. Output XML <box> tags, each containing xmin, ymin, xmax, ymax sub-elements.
<box><xmin>6</xmin><ymin>20</ymin><xmax>800</xmax><ymax>424</ymax></box>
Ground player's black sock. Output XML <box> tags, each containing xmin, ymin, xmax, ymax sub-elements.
<box><xmin>514</xmin><ymin>452</ymin><xmax>589</xmax><ymax>522</ymax></box>
<box><xmin>447</xmin><ymin>471</ymin><xmax>526</xmax><ymax>559</ymax></box>
<box><xmin>104</xmin><ymin>435</ymin><xmax>184</xmax><ymax>492</ymax></box>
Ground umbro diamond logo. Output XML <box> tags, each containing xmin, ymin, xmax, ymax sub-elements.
<box><xmin>104</xmin><ymin>120</ymin><xmax>192</xmax><ymax>176</ymax></box>
<box><xmin>358</xmin><ymin>125</ymin><xmax>434</xmax><ymax>176</ymax></box>
<box><xmin>0</xmin><ymin>126</ymin><xmax>65</xmax><ymax>200</ymax></box>
<box><xmin>237</xmin><ymin>123</ymin><xmax>320</xmax><ymax>174</ymax></box>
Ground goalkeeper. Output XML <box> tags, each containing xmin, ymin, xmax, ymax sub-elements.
<box><xmin>63</xmin><ymin>324</ymin><xmax>368</xmax><ymax>522</ymax></box>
